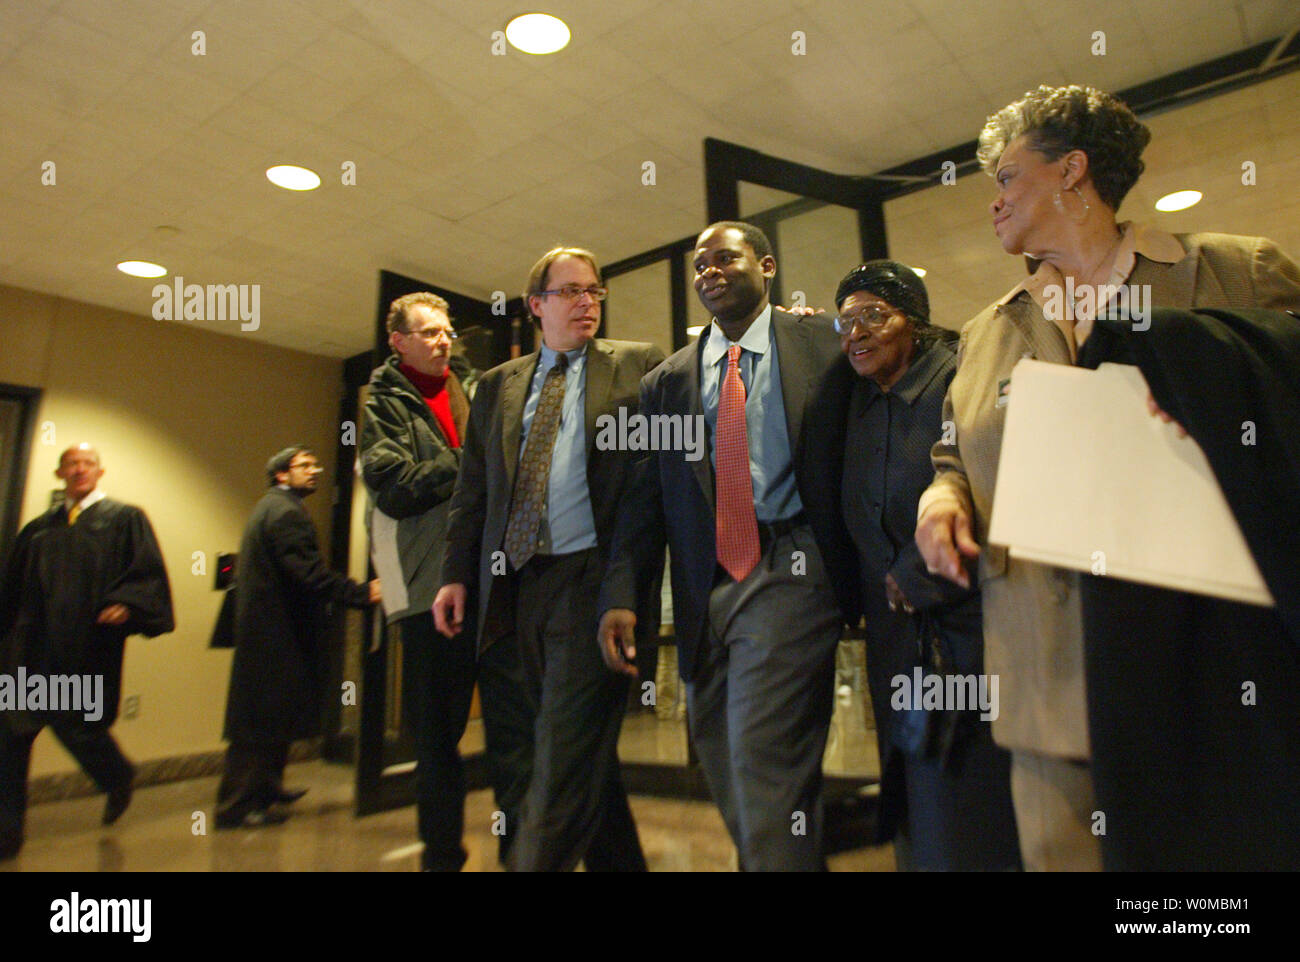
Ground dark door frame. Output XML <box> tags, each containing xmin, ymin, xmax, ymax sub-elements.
<box><xmin>0</xmin><ymin>382</ymin><xmax>42</xmax><ymax>562</ymax></box>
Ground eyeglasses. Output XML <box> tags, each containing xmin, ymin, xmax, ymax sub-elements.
<box><xmin>403</xmin><ymin>326</ymin><xmax>458</xmax><ymax>341</ymax></box>
<box><xmin>833</xmin><ymin>307</ymin><xmax>898</xmax><ymax>335</ymax></box>
<box><xmin>536</xmin><ymin>284</ymin><xmax>608</xmax><ymax>302</ymax></box>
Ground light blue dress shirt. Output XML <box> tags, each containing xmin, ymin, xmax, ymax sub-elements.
<box><xmin>699</xmin><ymin>304</ymin><xmax>803</xmax><ymax>523</ymax></box>
<box><xmin>519</xmin><ymin>341</ymin><xmax>598</xmax><ymax>555</ymax></box>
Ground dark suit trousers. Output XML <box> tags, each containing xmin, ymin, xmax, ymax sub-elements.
<box><xmin>1</xmin><ymin>715</ymin><xmax>134</xmax><ymax>838</ymax></box>
<box><xmin>478</xmin><ymin>547</ymin><xmax>646</xmax><ymax>872</ymax></box>
<box><xmin>687</xmin><ymin>524</ymin><xmax>841</xmax><ymax>871</ymax></box>
<box><xmin>215</xmin><ymin>741</ymin><xmax>287</xmax><ymax>822</ymax></box>
<box><xmin>399</xmin><ymin>612</ymin><xmax>477</xmax><ymax>871</ymax></box>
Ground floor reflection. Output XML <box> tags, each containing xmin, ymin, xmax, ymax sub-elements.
<box><xmin>6</xmin><ymin>760</ymin><xmax>892</xmax><ymax>872</ymax></box>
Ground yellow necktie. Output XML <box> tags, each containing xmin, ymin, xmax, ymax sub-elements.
<box><xmin>67</xmin><ymin>503</ymin><xmax>81</xmax><ymax>525</ymax></box>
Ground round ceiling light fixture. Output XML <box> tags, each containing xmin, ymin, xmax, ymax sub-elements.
<box><xmin>117</xmin><ymin>260</ymin><xmax>167</xmax><ymax>277</ymax></box>
<box><xmin>1154</xmin><ymin>190</ymin><xmax>1202</xmax><ymax>212</ymax></box>
<box><xmin>266</xmin><ymin>165</ymin><xmax>321</xmax><ymax>191</ymax></box>
<box><xmin>505</xmin><ymin>13</ymin><xmax>571</xmax><ymax>54</ymax></box>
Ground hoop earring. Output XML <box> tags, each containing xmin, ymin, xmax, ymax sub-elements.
<box><xmin>1066</xmin><ymin>185</ymin><xmax>1090</xmax><ymax>223</ymax></box>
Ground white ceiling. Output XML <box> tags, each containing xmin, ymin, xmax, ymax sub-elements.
<box><xmin>1</xmin><ymin>0</ymin><xmax>1296</xmax><ymax>356</ymax></box>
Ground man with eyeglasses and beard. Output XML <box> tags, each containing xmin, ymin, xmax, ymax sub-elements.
<box><xmin>361</xmin><ymin>292</ymin><xmax>479</xmax><ymax>871</ymax></box>
<box><xmin>218</xmin><ymin>447</ymin><xmax>379</xmax><ymax>829</ymax></box>
<box><xmin>434</xmin><ymin>247</ymin><xmax>664</xmax><ymax>871</ymax></box>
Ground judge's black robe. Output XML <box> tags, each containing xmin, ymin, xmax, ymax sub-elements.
<box><xmin>1076</xmin><ymin>307</ymin><xmax>1300</xmax><ymax>870</ymax></box>
<box><xmin>0</xmin><ymin>498</ymin><xmax>174</xmax><ymax>732</ymax></box>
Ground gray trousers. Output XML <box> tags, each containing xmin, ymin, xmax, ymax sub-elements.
<box><xmin>479</xmin><ymin>547</ymin><xmax>646</xmax><ymax>872</ymax></box>
<box><xmin>687</xmin><ymin>524</ymin><xmax>841</xmax><ymax>871</ymax></box>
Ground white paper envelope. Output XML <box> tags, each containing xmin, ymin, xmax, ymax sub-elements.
<box><xmin>988</xmin><ymin>359</ymin><xmax>1273</xmax><ymax>606</ymax></box>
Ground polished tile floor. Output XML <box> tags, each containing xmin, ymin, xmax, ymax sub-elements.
<box><xmin>7</xmin><ymin>643</ymin><xmax>886</xmax><ymax>871</ymax></box>
<box><xmin>3</xmin><ymin>757</ymin><xmax>895</xmax><ymax>872</ymax></box>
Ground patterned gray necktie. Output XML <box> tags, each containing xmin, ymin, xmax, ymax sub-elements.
<box><xmin>503</xmin><ymin>353</ymin><xmax>569</xmax><ymax>570</ymax></box>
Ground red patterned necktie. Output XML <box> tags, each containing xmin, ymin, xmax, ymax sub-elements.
<box><xmin>715</xmin><ymin>344</ymin><xmax>760</xmax><ymax>582</ymax></box>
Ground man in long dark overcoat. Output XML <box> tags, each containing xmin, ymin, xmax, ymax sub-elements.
<box><xmin>216</xmin><ymin>446</ymin><xmax>377</xmax><ymax>828</ymax></box>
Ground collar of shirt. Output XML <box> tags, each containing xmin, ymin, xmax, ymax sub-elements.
<box><xmin>701</xmin><ymin>303</ymin><xmax>772</xmax><ymax>372</ymax></box>
<box><xmin>537</xmin><ymin>340</ymin><xmax>589</xmax><ymax>377</ymax></box>
<box><xmin>854</xmin><ymin>339</ymin><xmax>951</xmax><ymax>412</ymax></box>
<box><xmin>65</xmin><ymin>488</ymin><xmax>107</xmax><ymax>513</ymax></box>
<box><xmin>994</xmin><ymin>221</ymin><xmax>1186</xmax><ymax>358</ymax></box>
<box><xmin>995</xmin><ymin>221</ymin><xmax>1185</xmax><ymax>310</ymax></box>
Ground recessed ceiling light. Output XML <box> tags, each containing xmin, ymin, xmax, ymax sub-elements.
<box><xmin>266</xmin><ymin>165</ymin><xmax>321</xmax><ymax>191</ymax></box>
<box><xmin>117</xmin><ymin>260</ymin><xmax>167</xmax><ymax>278</ymax></box>
<box><xmin>505</xmin><ymin>13</ymin><xmax>571</xmax><ymax>54</ymax></box>
<box><xmin>910</xmin><ymin>266</ymin><xmax>927</xmax><ymax>277</ymax></box>
<box><xmin>1155</xmin><ymin>190</ymin><xmax>1201</xmax><ymax>212</ymax></box>
<box><xmin>686</xmin><ymin>325</ymin><xmax>705</xmax><ymax>336</ymax></box>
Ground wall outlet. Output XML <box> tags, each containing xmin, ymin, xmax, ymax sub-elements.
<box><xmin>122</xmin><ymin>695</ymin><xmax>140</xmax><ymax>720</ymax></box>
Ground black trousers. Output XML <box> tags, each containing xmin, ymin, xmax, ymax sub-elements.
<box><xmin>479</xmin><ymin>547</ymin><xmax>646</xmax><ymax>872</ymax></box>
<box><xmin>215</xmin><ymin>741</ymin><xmax>288</xmax><ymax>823</ymax></box>
<box><xmin>399</xmin><ymin>612</ymin><xmax>477</xmax><ymax>871</ymax></box>
<box><xmin>0</xmin><ymin>715</ymin><xmax>134</xmax><ymax>839</ymax></box>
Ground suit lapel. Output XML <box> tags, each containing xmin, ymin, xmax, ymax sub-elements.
<box><xmin>772</xmin><ymin>309</ymin><xmax>813</xmax><ymax>457</ymax></box>
<box><xmin>501</xmin><ymin>356</ymin><xmax>535</xmax><ymax>492</ymax></box>
<box><xmin>684</xmin><ymin>336</ymin><xmax>715</xmax><ymax>512</ymax></box>
<box><xmin>1003</xmin><ymin>298</ymin><xmax>1072</xmax><ymax>363</ymax></box>
<box><xmin>584</xmin><ymin>340</ymin><xmax>614</xmax><ymax>461</ymax></box>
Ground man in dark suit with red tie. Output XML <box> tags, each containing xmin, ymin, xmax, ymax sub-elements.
<box><xmin>598</xmin><ymin>221</ymin><xmax>857</xmax><ymax>871</ymax></box>
<box><xmin>434</xmin><ymin>247</ymin><xmax>664</xmax><ymax>871</ymax></box>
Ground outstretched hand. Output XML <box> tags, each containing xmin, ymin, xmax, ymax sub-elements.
<box><xmin>96</xmin><ymin>604</ymin><xmax>130</xmax><ymax>625</ymax></box>
<box><xmin>1146</xmin><ymin>390</ymin><xmax>1188</xmax><ymax>438</ymax></box>
<box><xmin>597</xmin><ymin>608</ymin><xmax>639</xmax><ymax>678</ymax></box>
<box><xmin>915</xmin><ymin>498</ymin><xmax>980</xmax><ymax>590</ymax></box>
<box><xmin>433</xmin><ymin>583</ymin><xmax>466</xmax><ymax>637</ymax></box>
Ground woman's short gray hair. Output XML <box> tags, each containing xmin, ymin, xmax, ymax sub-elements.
<box><xmin>976</xmin><ymin>84</ymin><xmax>1151</xmax><ymax>211</ymax></box>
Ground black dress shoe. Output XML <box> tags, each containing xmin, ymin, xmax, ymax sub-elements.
<box><xmin>243</xmin><ymin>808</ymin><xmax>289</xmax><ymax>827</ymax></box>
<box><xmin>215</xmin><ymin>808</ymin><xmax>289</xmax><ymax>830</ymax></box>
<box><xmin>102</xmin><ymin>782</ymin><xmax>133</xmax><ymax>826</ymax></box>
<box><xmin>0</xmin><ymin>831</ymin><xmax>21</xmax><ymax>861</ymax></box>
<box><xmin>273</xmin><ymin>788</ymin><xmax>308</xmax><ymax>804</ymax></box>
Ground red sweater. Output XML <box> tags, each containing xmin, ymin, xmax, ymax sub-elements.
<box><xmin>399</xmin><ymin>363</ymin><xmax>460</xmax><ymax>448</ymax></box>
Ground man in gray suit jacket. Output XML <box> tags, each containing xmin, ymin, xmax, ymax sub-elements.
<box><xmin>598</xmin><ymin>222</ymin><xmax>857</xmax><ymax>870</ymax></box>
<box><xmin>434</xmin><ymin>247</ymin><xmax>664</xmax><ymax>871</ymax></box>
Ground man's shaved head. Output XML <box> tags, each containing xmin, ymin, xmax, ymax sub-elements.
<box><xmin>56</xmin><ymin>444</ymin><xmax>105</xmax><ymax>502</ymax></box>
<box><xmin>59</xmin><ymin>443</ymin><xmax>101</xmax><ymax>468</ymax></box>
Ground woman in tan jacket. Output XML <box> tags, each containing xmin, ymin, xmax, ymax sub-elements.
<box><xmin>914</xmin><ymin>84</ymin><xmax>1300</xmax><ymax>870</ymax></box>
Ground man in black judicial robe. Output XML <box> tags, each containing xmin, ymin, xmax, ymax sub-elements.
<box><xmin>0</xmin><ymin>444</ymin><xmax>174</xmax><ymax>861</ymax></box>
<box><xmin>216</xmin><ymin>447</ymin><xmax>377</xmax><ymax>829</ymax></box>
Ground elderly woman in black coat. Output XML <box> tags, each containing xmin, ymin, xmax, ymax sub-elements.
<box><xmin>836</xmin><ymin>262</ymin><xmax>1019</xmax><ymax>870</ymax></box>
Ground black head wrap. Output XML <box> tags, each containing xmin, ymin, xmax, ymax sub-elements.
<box><xmin>834</xmin><ymin>260</ymin><xmax>930</xmax><ymax>323</ymax></box>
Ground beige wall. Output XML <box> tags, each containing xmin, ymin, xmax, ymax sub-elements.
<box><xmin>886</xmin><ymin>69</ymin><xmax>1300</xmax><ymax>332</ymax></box>
<box><xmin>0</xmin><ymin>284</ymin><xmax>344</xmax><ymax>776</ymax></box>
